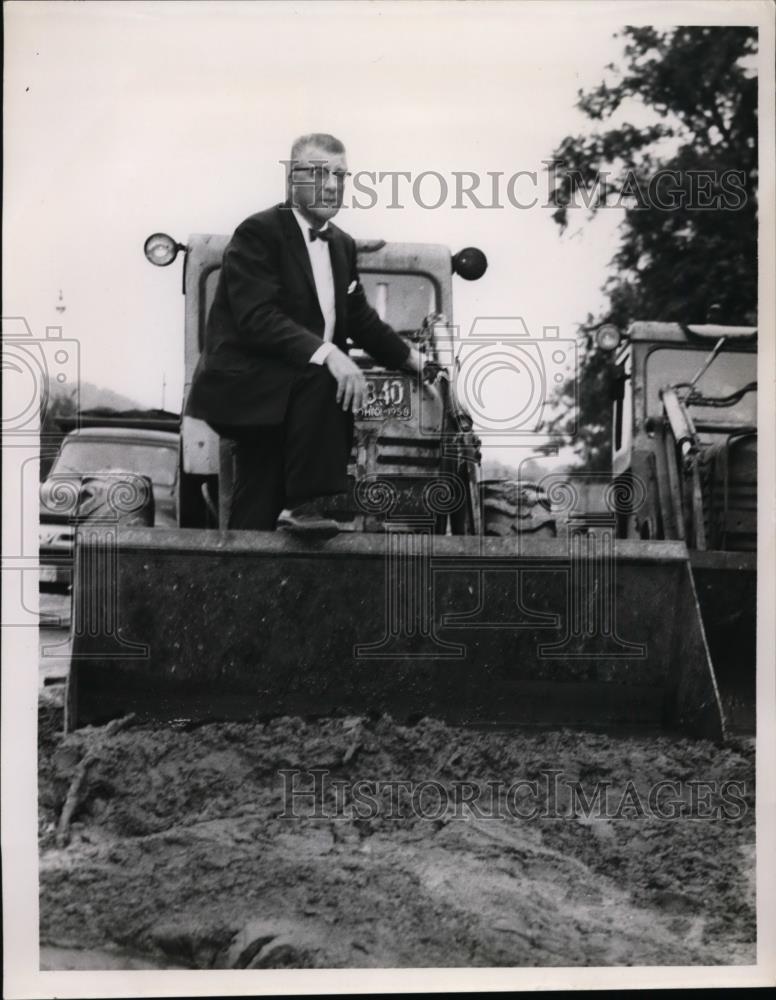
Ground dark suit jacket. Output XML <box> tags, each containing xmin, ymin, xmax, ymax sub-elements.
<box><xmin>186</xmin><ymin>203</ymin><xmax>410</xmax><ymax>426</ymax></box>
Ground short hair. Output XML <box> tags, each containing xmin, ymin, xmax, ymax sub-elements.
<box><xmin>290</xmin><ymin>133</ymin><xmax>346</xmax><ymax>163</ymax></box>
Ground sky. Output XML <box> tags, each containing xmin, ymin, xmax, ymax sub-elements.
<box><xmin>2</xmin><ymin>0</ymin><xmax>758</xmax><ymax>463</ymax></box>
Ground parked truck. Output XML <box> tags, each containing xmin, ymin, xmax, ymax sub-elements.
<box><xmin>39</xmin><ymin>412</ymin><xmax>180</xmax><ymax>591</ymax></box>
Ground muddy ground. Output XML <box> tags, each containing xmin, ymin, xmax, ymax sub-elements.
<box><xmin>38</xmin><ymin>693</ymin><xmax>755</xmax><ymax>970</ymax></box>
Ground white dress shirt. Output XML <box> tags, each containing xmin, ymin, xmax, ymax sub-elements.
<box><xmin>291</xmin><ymin>209</ymin><xmax>337</xmax><ymax>366</ymax></box>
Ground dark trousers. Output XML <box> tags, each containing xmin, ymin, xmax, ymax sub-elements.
<box><xmin>212</xmin><ymin>364</ymin><xmax>352</xmax><ymax>530</ymax></box>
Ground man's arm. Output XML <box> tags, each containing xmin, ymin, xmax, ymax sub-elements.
<box><xmin>345</xmin><ymin>281</ymin><xmax>413</xmax><ymax>370</ymax></box>
<box><xmin>222</xmin><ymin>216</ymin><xmax>325</xmax><ymax>367</ymax></box>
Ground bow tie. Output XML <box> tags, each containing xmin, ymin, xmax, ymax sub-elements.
<box><xmin>308</xmin><ymin>227</ymin><xmax>333</xmax><ymax>243</ymax></box>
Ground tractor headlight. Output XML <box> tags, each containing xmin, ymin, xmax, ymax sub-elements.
<box><xmin>144</xmin><ymin>233</ymin><xmax>184</xmax><ymax>267</ymax></box>
<box><xmin>595</xmin><ymin>324</ymin><xmax>621</xmax><ymax>351</ymax></box>
<box><xmin>452</xmin><ymin>247</ymin><xmax>488</xmax><ymax>281</ymax></box>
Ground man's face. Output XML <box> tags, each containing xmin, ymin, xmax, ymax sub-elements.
<box><xmin>288</xmin><ymin>143</ymin><xmax>349</xmax><ymax>226</ymax></box>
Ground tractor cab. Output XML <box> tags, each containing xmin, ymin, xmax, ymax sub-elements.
<box><xmin>604</xmin><ymin>322</ymin><xmax>757</xmax><ymax>552</ymax></box>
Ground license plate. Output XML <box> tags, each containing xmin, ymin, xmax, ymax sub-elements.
<box><xmin>39</xmin><ymin>566</ymin><xmax>58</xmax><ymax>583</ymax></box>
<box><xmin>356</xmin><ymin>376</ymin><xmax>412</xmax><ymax>420</ymax></box>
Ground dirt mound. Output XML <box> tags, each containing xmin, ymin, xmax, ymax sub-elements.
<box><xmin>39</xmin><ymin>709</ymin><xmax>755</xmax><ymax>968</ymax></box>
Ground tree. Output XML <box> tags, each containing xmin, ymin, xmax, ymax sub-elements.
<box><xmin>546</xmin><ymin>26</ymin><xmax>758</xmax><ymax>469</ymax></box>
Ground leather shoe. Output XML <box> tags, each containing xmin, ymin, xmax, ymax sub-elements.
<box><xmin>277</xmin><ymin>502</ymin><xmax>340</xmax><ymax>538</ymax></box>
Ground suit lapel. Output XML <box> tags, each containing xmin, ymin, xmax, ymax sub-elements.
<box><xmin>328</xmin><ymin>232</ymin><xmax>348</xmax><ymax>340</ymax></box>
<box><xmin>277</xmin><ymin>203</ymin><xmax>317</xmax><ymax>299</ymax></box>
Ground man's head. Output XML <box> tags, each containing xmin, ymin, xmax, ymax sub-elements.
<box><xmin>287</xmin><ymin>133</ymin><xmax>349</xmax><ymax>227</ymax></box>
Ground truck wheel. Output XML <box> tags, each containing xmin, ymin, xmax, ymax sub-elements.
<box><xmin>481</xmin><ymin>479</ymin><xmax>555</xmax><ymax>537</ymax></box>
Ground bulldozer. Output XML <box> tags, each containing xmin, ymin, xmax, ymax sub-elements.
<box><xmin>65</xmin><ymin>232</ymin><xmax>753</xmax><ymax>742</ymax></box>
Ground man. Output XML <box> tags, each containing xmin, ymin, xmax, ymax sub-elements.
<box><xmin>187</xmin><ymin>133</ymin><xmax>423</xmax><ymax>534</ymax></box>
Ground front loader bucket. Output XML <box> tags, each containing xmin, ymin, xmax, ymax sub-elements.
<box><xmin>67</xmin><ymin>528</ymin><xmax>725</xmax><ymax>740</ymax></box>
<box><xmin>691</xmin><ymin>550</ymin><xmax>756</xmax><ymax>733</ymax></box>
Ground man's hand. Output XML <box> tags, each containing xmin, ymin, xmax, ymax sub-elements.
<box><xmin>402</xmin><ymin>347</ymin><xmax>446</xmax><ymax>384</ymax></box>
<box><xmin>324</xmin><ymin>347</ymin><xmax>367</xmax><ymax>412</ymax></box>
<box><xmin>402</xmin><ymin>347</ymin><xmax>425</xmax><ymax>375</ymax></box>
